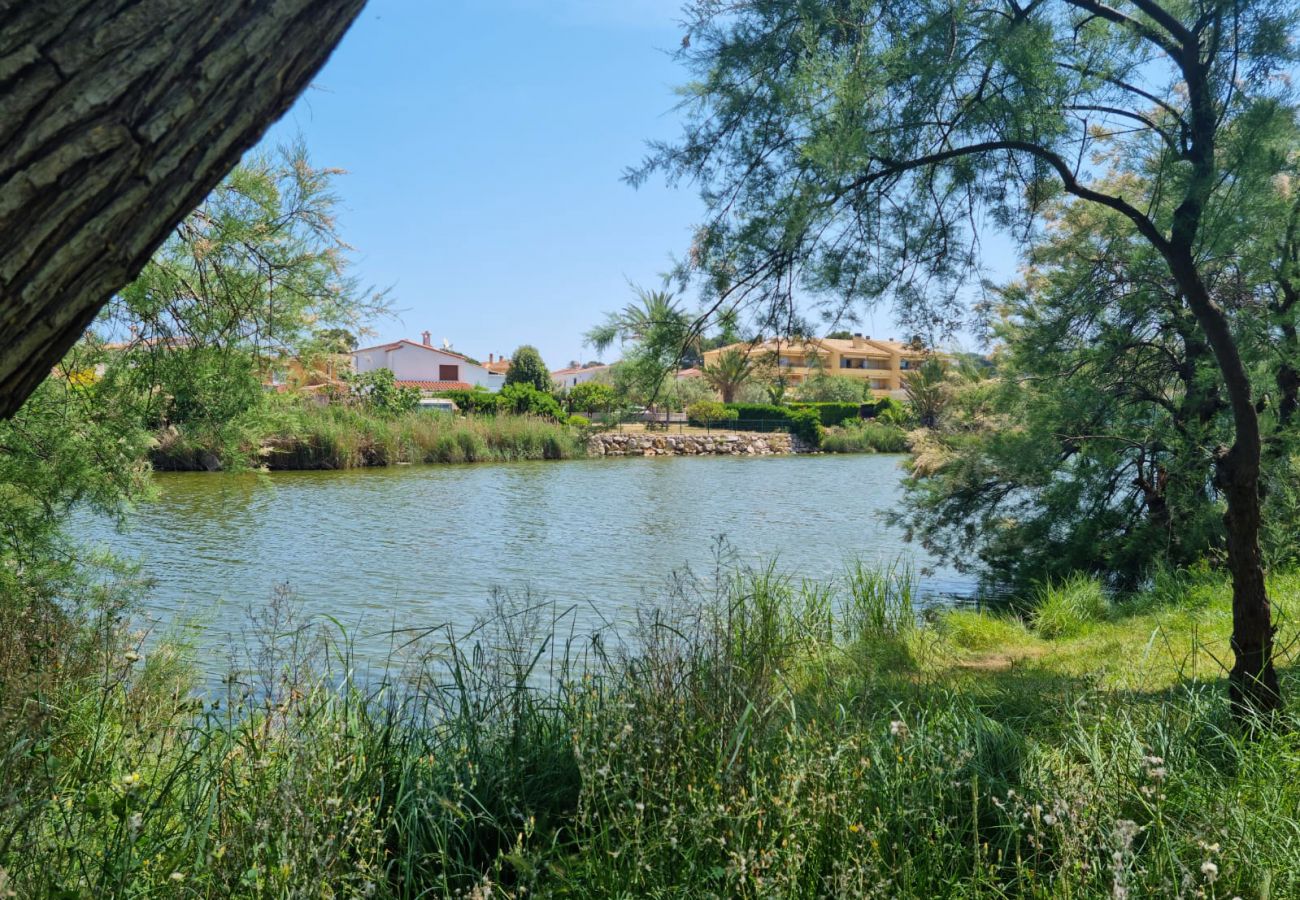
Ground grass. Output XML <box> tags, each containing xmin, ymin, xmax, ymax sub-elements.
<box><xmin>4</xmin><ymin>563</ymin><xmax>1300</xmax><ymax>896</ymax></box>
<box><xmin>152</xmin><ymin>401</ymin><xmax>585</xmax><ymax>470</ymax></box>
<box><xmin>820</xmin><ymin>420</ymin><xmax>910</xmax><ymax>453</ymax></box>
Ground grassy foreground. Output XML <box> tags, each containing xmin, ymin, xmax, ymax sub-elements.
<box><xmin>4</xmin><ymin>563</ymin><xmax>1299</xmax><ymax>897</ymax></box>
<box><xmin>151</xmin><ymin>402</ymin><xmax>586</xmax><ymax>470</ymax></box>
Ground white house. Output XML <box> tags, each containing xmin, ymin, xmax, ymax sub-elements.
<box><xmin>551</xmin><ymin>363</ymin><xmax>611</xmax><ymax>390</ymax></box>
<box><xmin>352</xmin><ymin>332</ymin><xmax>504</xmax><ymax>392</ymax></box>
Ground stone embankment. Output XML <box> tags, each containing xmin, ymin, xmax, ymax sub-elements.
<box><xmin>587</xmin><ymin>431</ymin><xmax>806</xmax><ymax>457</ymax></box>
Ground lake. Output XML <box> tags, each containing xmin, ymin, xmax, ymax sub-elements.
<box><xmin>77</xmin><ymin>453</ymin><xmax>976</xmax><ymax>673</ymax></box>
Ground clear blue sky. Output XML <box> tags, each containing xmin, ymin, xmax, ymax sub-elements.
<box><xmin>259</xmin><ymin>0</ymin><xmax>1009</xmax><ymax>367</ymax></box>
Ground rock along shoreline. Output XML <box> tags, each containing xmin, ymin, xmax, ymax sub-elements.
<box><xmin>586</xmin><ymin>431</ymin><xmax>814</xmax><ymax>458</ymax></box>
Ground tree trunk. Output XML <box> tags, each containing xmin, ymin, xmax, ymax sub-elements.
<box><xmin>0</xmin><ymin>0</ymin><xmax>367</xmax><ymax>420</ymax></box>
<box><xmin>1173</xmin><ymin>255</ymin><xmax>1280</xmax><ymax>718</ymax></box>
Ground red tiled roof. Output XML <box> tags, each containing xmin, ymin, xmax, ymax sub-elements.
<box><xmin>676</xmin><ymin>367</ymin><xmax>703</xmax><ymax>379</ymax></box>
<box><xmin>352</xmin><ymin>339</ymin><xmax>473</xmax><ymax>362</ymax></box>
<box><xmin>483</xmin><ymin>359</ymin><xmax>511</xmax><ymax>373</ymax></box>
<box><xmin>395</xmin><ymin>380</ymin><xmax>473</xmax><ymax>392</ymax></box>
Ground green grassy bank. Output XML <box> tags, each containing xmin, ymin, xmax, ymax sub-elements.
<box><xmin>4</xmin><ymin>562</ymin><xmax>1299</xmax><ymax>897</ymax></box>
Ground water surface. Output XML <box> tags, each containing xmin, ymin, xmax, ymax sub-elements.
<box><xmin>77</xmin><ymin>454</ymin><xmax>974</xmax><ymax>671</ymax></box>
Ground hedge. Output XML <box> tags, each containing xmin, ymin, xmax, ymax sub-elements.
<box><xmin>787</xmin><ymin>401</ymin><xmax>861</xmax><ymax>427</ymax></box>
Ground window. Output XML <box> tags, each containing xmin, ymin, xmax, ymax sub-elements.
<box><xmin>439</xmin><ymin>364</ymin><xmax>459</xmax><ymax>381</ymax></box>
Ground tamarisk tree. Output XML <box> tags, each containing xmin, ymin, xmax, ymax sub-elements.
<box><xmin>0</xmin><ymin>0</ymin><xmax>366</xmax><ymax>419</ymax></box>
<box><xmin>640</xmin><ymin>0</ymin><xmax>1300</xmax><ymax>715</ymax></box>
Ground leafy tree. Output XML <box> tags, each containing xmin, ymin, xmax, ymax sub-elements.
<box><xmin>341</xmin><ymin>368</ymin><xmax>420</xmax><ymax>416</ymax></box>
<box><xmin>703</xmin><ymin>347</ymin><xmax>759</xmax><ymax>402</ymax></box>
<box><xmin>102</xmin><ymin>147</ymin><xmax>385</xmax><ymax>439</ymax></box>
<box><xmin>504</xmin><ymin>345</ymin><xmax>552</xmax><ymax>393</ymax></box>
<box><xmin>588</xmin><ymin>287</ymin><xmax>701</xmax><ymax>412</ymax></box>
<box><xmin>795</xmin><ymin>373</ymin><xmax>868</xmax><ymax>404</ymax></box>
<box><xmin>568</xmin><ymin>382</ymin><xmax>618</xmax><ymax>415</ymax></box>
<box><xmin>644</xmin><ymin>0</ymin><xmax>1300</xmax><ymax>716</ymax></box>
<box><xmin>685</xmin><ymin>400</ymin><xmax>738</xmax><ymax>426</ymax></box>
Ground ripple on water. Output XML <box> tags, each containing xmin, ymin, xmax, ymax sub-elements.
<box><xmin>74</xmin><ymin>454</ymin><xmax>976</xmax><ymax>674</ymax></box>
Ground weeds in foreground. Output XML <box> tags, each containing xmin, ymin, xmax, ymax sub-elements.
<box><xmin>3</xmin><ymin>562</ymin><xmax>1299</xmax><ymax>896</ymax></box>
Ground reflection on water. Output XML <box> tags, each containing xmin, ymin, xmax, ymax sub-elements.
<box><xmin>75</xmin><ymin>454</ymin><xmax>976</xmax><ymax>672</ymax></box>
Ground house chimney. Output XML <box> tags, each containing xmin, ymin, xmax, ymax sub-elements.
<box><xmin>421</xmin><ymin>330</ymin><xmax>432</xmax><ymax>347</ymax></box>
<box><xmin>852</xmin><ymin>332</ymin><xmax>866</xmax><ymax>349</ymax></box>
<box><xmin>489</xmin><ymin>353</ymin><xmax>495</xmax><ymax>364</ymax></box>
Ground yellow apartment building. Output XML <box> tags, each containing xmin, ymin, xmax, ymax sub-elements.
<box><xmin>701</xmin><ymin>333</ymin><xmax>926</xmax><ymax>397</ymax></box>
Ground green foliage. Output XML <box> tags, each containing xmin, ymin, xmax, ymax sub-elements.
<box><xmin>588</xmin><ymin>287</ymin><xmax>699</xmax><ymax>407</ymax></box>
<box><xmin>567</xmin><ymin>415</ymin><xmax>591</xmax><ymax>429</ymax></box>
<box><xmin>1030</xmin><ymin>574</ymin><xmax>1110</xmax><ymax>639</ymax></box>
<box><xmin>9</xmin><ymin>561</ymin><xmax>1300</xmax><ymax>896</ymax></box>
<box><xmin>902</xmin><ymin>357</ymin><xmax>951</xmax><ymax>429</ymax></box>
<box><xmin>685</xmin><ymin>400</ymin><xmax>738</xmax><ymax>427</ymax></box>
<box><xmin>724</xmin><ymin>403</ymin><xmax>793</xmax><ymax>430</ymax></box>
<box><xmin>0</xmin><ymin>373</ymin><xmax>150</xmax><ymax>592</ymax></box>
<box><xmin>500</xmin><ymin>383</ymin><xmax>566</xmax><ymax>420</ymax></box>
<box><xmin>871</xmin><ymin>396</ymin><xmax>911</xmax><ymax>427</ymax></box>
<box><xmin>787</xmin><ymin>401</ymin><xmax>861</xmax><ymax>427</ymax></box>
<box><xmin>566</xmin><ymin>381</ymin><xmax>618</xmax><ymax>414</ymax></box>
<box><xmin>341</xmin><ymin>367</ymin><xmax>420</xmax><ymax>416</ymax></box>
<box><xmin>702</xmin><ymin>347</ymin><xmax>758</xmax><ymax>403</ymax></box>
<box><xmin>821</xmin><ymin>421</ymin><xmax>909</xmax><ymax>454</ymax></box>
<box><xmin>439</xmin><ymin>388</ymin><xmax>505</xmax><ymax>415</ymax></box>
<box><xmin>504</xmin><ymin>345</ymin><xmax>551</xmax><ymax>393</ymax></box>
<box><xmin>793</xmin><ymin>373</ymin><xmax>866</xmax><ymax>403</ymax></box>
<box><xmin>787</xmin><ymin>406</ymin><xmax>824</xmax><ymax>447</ymax></box>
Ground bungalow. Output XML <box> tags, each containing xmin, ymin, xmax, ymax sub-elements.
<box><xmin>351</xmin><ymin>332</ymin><xmax>505</xmax><ymax>392</ymax></box>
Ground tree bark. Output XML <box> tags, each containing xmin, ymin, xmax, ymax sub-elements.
<box><xmin>0</xmin><ymin>0</ymin><xmax>367</xmax><ymax>419</ymax></box>
<box><xmin>1172</xmin><ymin>254</ymin><xmax>1280</xmax><ymax>717</ymax></box>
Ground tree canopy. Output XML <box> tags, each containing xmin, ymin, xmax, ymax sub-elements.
<box><xmin>644</xmin><ymin>0</ymin><xmax>1300</xmax><ymax>715</ymax></box>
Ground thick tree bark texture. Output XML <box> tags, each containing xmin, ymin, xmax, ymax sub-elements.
<box><xmin>0</xmin><ymin>0</ymin><xmax>367</xmax><ymax>419</ymax></box>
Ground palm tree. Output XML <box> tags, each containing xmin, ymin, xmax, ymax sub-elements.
<box><xmin>585</xmin><ymin>287</ymin><xmax>699</xmax><ymax>358</ymax></box>
<box><xmin>902</xmin><ymin>356</ymin><xmax>950</xmax><ymax>429</ymax></box>
<box><xmin>702</xmin><ymin>347</ymin><xmax>757</xmax><ymax>403</ymax></box>
<box><xmin>586</xmin><ymin>287</ymin><xmax>701</xmax><ymax>417</ymax></box>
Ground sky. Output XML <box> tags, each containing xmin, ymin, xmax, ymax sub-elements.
<box><xmin>258</xmin><ymin>0</ymin><xmax>1014</xmax><ymax>368</ymax></box>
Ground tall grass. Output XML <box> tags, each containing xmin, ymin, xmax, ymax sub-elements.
<box><xmin>4</xmin><ymin>562</ymin><xmax>1300</xmax><ymax>896</ymax></box>
<box><xmin>820</xmin><ymin>420</ymin><xmax>909</xmax><ymax>453</ymax></box>
<box><xmin>153</xmin><ymin>402</ymin><xmax>584</xmax><ymax>470</ymax></box>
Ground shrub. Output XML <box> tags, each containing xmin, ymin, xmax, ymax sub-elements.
<box><xmin>439</xmin><ymin>388</ymin><xmax>504</xmax><ymax>415</ymax></box>
<box><xmin>788</xmin><ymin>401</ymin><xmax>862</xmax><ymax>427</ymax></box>
<box><xmin>685</xmin><ymin>401</ymin><xmax>738</xmax><ymax>427</ymax></box>
<box><xmin>788</xmin><ymin>407</ymin><xmax>824</xmax><ymax>447</ymax></box>
<box><xmin>1031</xmin><ymin>574</ymin><xmax>1109</xmax><ymax>638</ymax></box>
<box><xmin>568</xmin><ymin>415</ymin><xmax>591</xmax><ymax>429</ymax></box>
<box><xmin>725</xmin><ymin>403</ymin><xmax>794</xmax><ymax>431</ymax></box>
<box><xmin>499</xmin><ymin>383</ymin><xmax>566</xmax><ymax>420</ymax></box>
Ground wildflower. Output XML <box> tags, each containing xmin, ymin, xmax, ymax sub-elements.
<box><xmin>128</xmin><ymin>812</ymin><xmax>143</xmax><ymax>833</ymax></box>
<box><xmin>121</xmin><ymin>772</ymin><xmax>142</xmax><ymax>792</ymax></box>
<box><xmin>889</xmin><ymin>720</ymin><xmax>910</xmax><ymax>740</ymax></box>
<box><xmin>1201</xmin><ymin>860</ymin><xmax>1219</xmax><ymax>882</ymax></box>
<box><xmin>169</xmin><ymin>872</ymin><xmax>185</xmax><ymax>883</ymax></box>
